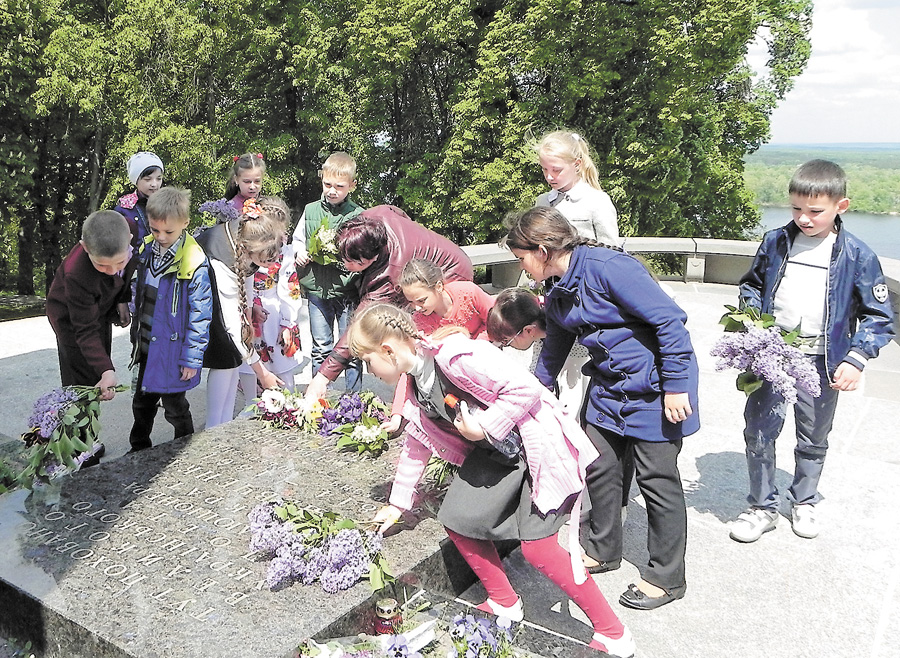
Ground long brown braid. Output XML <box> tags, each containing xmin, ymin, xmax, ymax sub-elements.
<box><xmin>235</xmin><ymin>202</ymin><xmax>287</xmax><ymax>354</ymax></box>
<box><xmin>501</xmin><ymin>206</ymin><xmax>621</xmax><ymax>254</ymax></box>
<box><xmin>348</xmin><ymin>304</ymin><xmax>421</xmax><ymax>358</ymax></box>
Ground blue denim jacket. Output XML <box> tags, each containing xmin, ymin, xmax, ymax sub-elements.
<box><xmin>739</xmin><ymin>218</ymin><xmax>895</xmax><ymax>380</ymax></box>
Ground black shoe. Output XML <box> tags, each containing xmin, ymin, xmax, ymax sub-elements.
<box><xmin>127</xmin><ymin>443</ymin><xmax>151</xmax><ymax>454</ymax></box>
<box><xmin>586</xmin><ymin>558</ymin><xmax>621</xmax><ymax>574</ymax></box>
<box><xmin>79</xmin><ymin>443</ymin><xmax>106</xmax><ymax>469</ymax></box>
<box><xmin>619</xmin><ymin>582</ymin><xmax>686</xmax><ymax>610</ymax></box>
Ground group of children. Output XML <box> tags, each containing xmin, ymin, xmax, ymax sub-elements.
<box><xmin>45</xmin><ymin>129</ymin><xmax>895</xmax><ymax>657</ymax></box>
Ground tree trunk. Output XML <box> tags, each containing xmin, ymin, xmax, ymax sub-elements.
<box><xmin>87</xmin><ymin>121</ymin><xmax>103</xmax><ymax>213</ymax></box>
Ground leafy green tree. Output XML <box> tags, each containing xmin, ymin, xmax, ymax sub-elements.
<box><xmin>3</xmin><ymin>0</ymin><xmax>812</xmax><ymax>294</ymax></box>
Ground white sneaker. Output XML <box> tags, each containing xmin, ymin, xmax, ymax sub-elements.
<box><xmin>729</xmin><ymin>508</ymin><xmax>778</xmax><ymax>543</ymax></box>
<box><xmin>791</xmin><ymin>504</ymin><xmax>819</xmax><ymax>539</ymax></box>
<box><xmin>592</xmin><ymin>626</ymin><xmax>635</xmax><ymax>658</ymax></box>
<box><xmin>477</xmin><ymin>596</ymin><xmax>524</xmax><ymax>622</ymax></box>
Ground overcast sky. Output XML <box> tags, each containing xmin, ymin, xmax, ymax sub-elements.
<box><xmin>750</xmin><ymin>0</ymin><xmax>900</xmax><ymax>144</ymax></box>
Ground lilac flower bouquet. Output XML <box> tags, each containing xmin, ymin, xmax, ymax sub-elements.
<box><xmin>10</xmin><ymin>385</ymin><xmax>125</xmax><ymax>489</ymax></box>
<box><xmin>320</xmin><ymin>391</ymin><xmax>391</xmax><ymax>456</ymax></box>
<box><xmin>198</xmin><ymin>198</ymin><xmax>240</xmax><ymax>224</ymax></box>
<box><xmin>249</xmin><ymin>501</ymin><xmax>393</xmax><ymax>594</ymax></box>
<box><xmin>710</xmin><ymin>305</ymin><xmax>821</xmax><ymax>404</ymax></box>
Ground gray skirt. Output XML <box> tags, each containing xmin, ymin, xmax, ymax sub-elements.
<box><xmin>437</xmin><ymin>444</ymin><xmax>571</xmax><ymax>541</ymax></box>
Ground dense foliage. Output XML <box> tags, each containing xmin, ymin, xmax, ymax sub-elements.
<box><xmin>745</xmin><ymin>146</ymin><xmax>900</xmax><ymax>214</ymax></box>
<box><xmin>1</xmin><ymin>0</ymin><xmax>811</xmax><ymax>294</ymax></box>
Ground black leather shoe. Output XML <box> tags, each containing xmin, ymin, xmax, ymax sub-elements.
<box><xmin>586</xmin><ymin>558</ymin><xmax>621</xmax><ymax>574</ymax></box>
<box><xmin>619</xmin><ymin>582</ymin><xmax>686</xmax><ymax>610</ymax></box>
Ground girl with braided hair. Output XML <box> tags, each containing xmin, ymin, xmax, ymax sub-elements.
<box><xmin>350</xmin><ymin>303</ymin><xmax>634</xmax><ymax>658</ymax></box>
<box><xmin>196</xmin><ymin>198</ymin><xmax>287</xmax><ymax>428</ymax></box>
<box><xmin>503</xmin><ymin>206</ymin><xmax>699</xmax><ymax>612</ymax></box>
<box><xmin>237</xmin><ymin>197</ymin><xmax>309</xmax><ymax>398</ymax></box>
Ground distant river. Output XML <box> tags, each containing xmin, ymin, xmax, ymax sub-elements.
<box><xmin>759</xmin><ymin>207</ymin><xmax>900</xmax><ymax>261</ymax></box>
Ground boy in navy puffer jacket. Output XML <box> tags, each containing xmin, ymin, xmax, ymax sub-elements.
<box><xmin>129</xmin><ymin>187</ymin><xmax>212</xmax><ymax>452</ymax></box>
<box><xmin>730</xmin><ymin>160</ymin><xmax>894</xmax><ymax>543</ymax></box>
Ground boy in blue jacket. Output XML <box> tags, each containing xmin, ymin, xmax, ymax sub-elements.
<box><xmin>129</xmin><ymin>187</ymin><xmax>212</xmax><ymax>451</ymax></box>
<box><xmin>731</xmin><ymin>160</ymin><xmax>894</xmax><ymax>542</ymax></box>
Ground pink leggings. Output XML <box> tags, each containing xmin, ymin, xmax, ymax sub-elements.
<box><xmin>446</xmin><ymin>528</ymin><xmax>623</xmax><ymax>638</ymax></box>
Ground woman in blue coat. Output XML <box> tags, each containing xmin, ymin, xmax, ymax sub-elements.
<box><xmin>502</xmin><ymin>206</ymin><xmax>700</xmax><ymax>611</ymax></box>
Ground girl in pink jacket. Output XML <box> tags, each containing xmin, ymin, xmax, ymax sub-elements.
<box><xmin>348</xmin><ymin>303</ymin><xmax>634</xmax><ymax>658</ymax></box>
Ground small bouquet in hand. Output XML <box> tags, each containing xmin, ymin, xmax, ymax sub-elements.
<box><xmin>319</xmin><ymin>391</ymin><xmax>391</xmax><ymax>456</ymax></box>
<box><xmin>249</xmin><ymin>389</ymin><xmax>328</xmax><ymax>433</ymax></box>
<box><xmin>14</xmin><ymin>385</ymin><xmax>123</xmax><ymax>489</ymax></box>
<box><xmin>248</xmin><ymin>501</ymin><xmax>393</xmax><ymax>593</ymax></box>
<box><xmin>198</xmin><ymin>198</ymin><xmax>240</xmax><ymax>224</ymax></box>
<box><xmin>710</xmin><ymin>305</ymin><xmax>821</xmax><ymax>404</ymax></box>
<box><xmin>308</xmin><ymin>223</ymin><xmax>340</xmax><ymax>266</ymax></box>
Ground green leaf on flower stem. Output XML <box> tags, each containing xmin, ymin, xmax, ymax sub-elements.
<box><xmin>336</xmin><ymin>437</ymin><xmax>352</xmax><ymax>449</ymax></box>
<box><xmin>90</xmin><ymin>417</ymin><xmax>100</xmax><ymax>436</ymax></box>
<box><xmin>368</xmin><ymin>561</ymin><xmax>384</xmax><ymax>591</ymax></box>
<box><xmin>69</xmin><ymin>433</ymin><xmax>89</xmax><ymax>451</ymax></box>
<box><xmin>736</xmin><ymin>371</ymin><xmax>764</xmax><ymax>396</ymax></box>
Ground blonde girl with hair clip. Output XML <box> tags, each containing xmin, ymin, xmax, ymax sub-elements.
<box><xmin>238</xmin><ymin>198</ymin><xmax>310</xmax><ymax>398</ymax></box>
<box><xmin>353</xmin><ymin>303</ymin><xmax>635</xmax><ymax>658</ymax></box>
<box><xmin>532</xmin><ymin>130</ymin><xmax>619</xmax><ymax>419</ymax></box>
<box><xmin>534</xmin><ymin>130</ymin><xmax>619</xmax><ymax>247</ymax></box>
<box><xmin>195</xmin><ymin>198</ymin><xmax>287</xmax><ymax>428</ymax></box>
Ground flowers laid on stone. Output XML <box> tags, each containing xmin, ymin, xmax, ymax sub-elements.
<box><xmin>447</xmin><ymin>613</ymin><xmax>519</xmax><ymax>658</ymax></box>
<box><xmin>710</xmin><ymin>305</ymin><xmax>821</xmax><ymax>404</ymax></box>
<box><xmin>6</xmin><ymin>385</ymin><xmax>124</xmax><ymax>490</ymax></box>
<box><xmin>249</xmin><ymin>389</ymin><xmax>328</xmax><ymax>433</ymax></box>
<box><xmin>248</xmin><ymin>389</ymin><xmax>391</xmax><ymax>456</ymax></box>
<box><xmin>249</xmin><ymin>502</ymin><xmax>393</xmax><ymax>593</ymax></box>
<box><xmin>320</xmin><ymin>391</ymin><xmax>390</xmax><ymax>456</ymax></box>
<box><xmin>308</xmin><ymin>223</ymin><xmax>340</xmax><ymax>265</ymax></box>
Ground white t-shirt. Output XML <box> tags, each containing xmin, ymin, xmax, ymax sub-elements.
<box><xmin>773</xmin><ymin>230</ymin><xmax>837</xmax><ymax>354</ymax></box>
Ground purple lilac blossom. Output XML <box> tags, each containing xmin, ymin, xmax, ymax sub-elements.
<box><xmin>318</xmin><ymin>393</ymin><xmax>366</xmax><ymax>436</ymax></box>
<box><xmin>299</xmin><ymin>546</ymin><xmax>328</xmax><ymax>585</ymax></box>
<box><xmin>249</xmin><ymin>519</ymin><xmax>292</xmax><ymax>555</ymax></box>
<box><xmin>266</xmin><ymin>555</ymin><xmax>294</xmax><ymax>589</ymax></box>
<box><xmin>28</xmin><ymin>387</ymin><xmax>81</xmax><ymax>439</ymax></box>
<box><xmin>710</xmin><ymin>327</ymin><xmax>821</xmax><ymax>404</ymax></box>
<box><xmin>319</xmin><ymin>529</ymin><xmax>369</xmax><ymax>593</ymax></box>
<box><xmin>198</xmin><ymin>199</ymin><xmax>240</xmax><ymax>224</ymax></box>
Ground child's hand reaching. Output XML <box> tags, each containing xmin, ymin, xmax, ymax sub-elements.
<box><xmin>371</xmin><ymin>505</ymin><xmax>403</xmax><ymax>534</ymax></box>
<box><xmin>180</xmin><ymin>366</ymin><xmax>198</xmax><ymax>381</ymax></box>
<box><xmin>453</xmin><ymin>400</ymin><xmax>485</xmax><ymax>442</ymax></box>
<box><xmin>380</xmin><ymin>414</ymin><xmax>403</xmax><ymax>435</ymax></box>
<box><xmin>115</xmin><ymin>302</ymin><xmax>131</xmax><ymax>328</ymax></box>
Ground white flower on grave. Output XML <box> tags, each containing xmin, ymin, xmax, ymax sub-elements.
<box><xmin>261</xmin><ymin>389</ymin><xmax>287</xmax><ymax>413</ymax></box>
<box><xmin>350</xmin><ymin>424</ymin><xmax>381</xmax><ymax>445</ymax></box>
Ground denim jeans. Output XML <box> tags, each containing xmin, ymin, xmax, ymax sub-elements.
<box><xmin>742</xmin><ymin>354</ymin><xmax>840</xmax><ymax>510</ymax></box>
<box><xmin>308</xmin><ymin>293</ymin><xmax>362</xmax><ymax>391</ymax></box>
